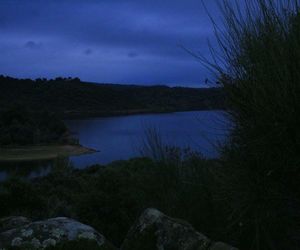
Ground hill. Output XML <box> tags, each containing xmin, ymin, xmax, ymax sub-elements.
<box><xmin>0</xmin><ymin>75</ymin><xmax>225</xmax><ymax>118</ymax></box>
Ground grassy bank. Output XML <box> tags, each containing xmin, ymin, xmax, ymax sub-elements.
<box><xmin>0</xmin><ymin>145</ymin><xmax>96</xmax><ymax>162</ymax></box>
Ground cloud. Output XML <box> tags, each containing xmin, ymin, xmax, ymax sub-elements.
<box><xmin>0</xmin><ymin>0</ymin><xmax>220</xmax><ymax>86</ymax></box>
<box><xmin>24</xmin><ymin>41</ymin><xmax>42</xmax><ymax>50</ymax></box>
<box><xmin>127</xmin><ymin>52</ymin><xmax>139</xmax><ymax>58</ymax></box>
<box><xmin>84</xmin><ymin>48</ymin><xmax>93</xmax><ymax>55</ymax></box>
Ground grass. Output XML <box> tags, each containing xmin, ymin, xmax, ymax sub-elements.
<box><xmin>0</xmin><ymin>145</ymin><xmax>96</xmax><ymax>162</ymax></box>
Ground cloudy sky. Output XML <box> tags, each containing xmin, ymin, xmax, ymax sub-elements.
<box><xmin>0</xmin><ymin>0</ymin><xmax>221</xmax><ymax>87</ymax></box>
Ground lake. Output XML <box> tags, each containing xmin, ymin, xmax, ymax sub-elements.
<box><xmin>0</xmin><ymin>111</ymin><xmax>230</xmax><ymax>181</ymax></box>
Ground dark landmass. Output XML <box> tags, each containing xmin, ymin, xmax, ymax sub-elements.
<box><xmin>0</xmin><ymin>75</ymin><xmax>225</xmax><ymax>118</ymax></box>
<box><xmin>0</xmin><ymin>105</ymin><xmax>96</xmax><ymax>159</ymax></box>
<box><xmin>0</xmin><ymin>106</ymin><xmax>68</xmax><ymax>146</ymax></box>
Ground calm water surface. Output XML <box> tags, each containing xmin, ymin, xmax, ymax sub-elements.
<box><xmin>0</xmin><ymin>111</ymin><xmax>230</xmax><ymax>181</ymax></box>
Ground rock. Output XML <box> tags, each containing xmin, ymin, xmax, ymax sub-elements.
<box><xmin>0</xmin><ymin>210</ymin><xmax>237</xmax><ymax>249</ymax></box>
<box><xmin>0</xmin><ymin>216</ymin><xmax>31</xmax><ymax>233</ymax></box>
<box><xmin>121</xmin><ymin>208</ymin><xmax>238</xmax><ymax>250</ymax></box>
<box><xmin>0</xmin><ymin>217</ymin><xmax>116</xmax><ymax>249</ymax></box>
<box><xmin>210</xmin><ymin>242</ymin><xmax>238</xmax><ymax>250</ymax></box>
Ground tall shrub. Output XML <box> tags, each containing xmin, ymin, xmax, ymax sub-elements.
<box><xmin>208</xmin><ymin>1</ymin><xmax>300</xmax><ymax>249</ymax></box>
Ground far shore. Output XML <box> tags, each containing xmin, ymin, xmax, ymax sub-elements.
<box><xmin>63</xmin><ymin>108</ymin><xmax>225</xmax><ymax>119</ymax></box>
<box><xmin>0</xmin><ymin>145</ymin><xmax>97</xmax><ymax>162</ymax></box>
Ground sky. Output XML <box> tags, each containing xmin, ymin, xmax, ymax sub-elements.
<box><xmin>0</xmin><ymin>0</ymin><xmax>221</xmax><ymax>87</ymax></box>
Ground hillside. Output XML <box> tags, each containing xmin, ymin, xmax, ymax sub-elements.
<box><xmin>0</xmin><ymin>76</ymin><xmax>225</xmax><ymax>118</ymax></box>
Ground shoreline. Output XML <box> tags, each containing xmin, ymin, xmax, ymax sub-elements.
<box><xmin>63</xmin><ymin>108</ymin><xmax>225</xmax><ymax>119</ymax></box>
<box><xmin>0</xmin><ymin>144</ymin><xmax>97</xmax><ymax>162</ymax></box>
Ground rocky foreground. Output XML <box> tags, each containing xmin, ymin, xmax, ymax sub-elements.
<box><xmin>0</xmin><ymin>208</ymin><xmax>237</xmax><ymax>250</ymax></box>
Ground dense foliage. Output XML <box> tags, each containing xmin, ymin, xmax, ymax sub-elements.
<box><xmin>0</xmin><ymin>76</ymin><xmax>225</xmax><ymax>118</ymax></box>
<box><xmin>0</xmin><ymin>156</ymin><xmax>227</xmax><ymax>248</ymax></box>
<box><xmin>0</xmin><ymin>106</ymin><xmax>67</xmax><ymax>146</ymax></box>
<box><xmin>208</xmin><ymin>0</ymin><xmax>300</xmax><ymax>249</ymax></box>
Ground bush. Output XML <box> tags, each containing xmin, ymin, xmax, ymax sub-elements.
<box><xmin>0</xmin><ymin>178</ymin><xmax>45</xmax><ymax>218</ymax></box>
<box><xmin>206</xmin><ymin>0</ymin><xmax>300</xmax><ymax>249</ymax></box>
<box><xmin>0</xmin><ymin>157</ymin><xmax>221</xmax><ymax>247</ymax></box>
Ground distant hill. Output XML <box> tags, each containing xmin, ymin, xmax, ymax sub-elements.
<box><xmin>0</xmin><ymin>75</ymin><xmax>225</xmax><ymax>118</ymax></box>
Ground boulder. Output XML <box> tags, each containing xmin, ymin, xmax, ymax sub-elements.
<box><xmin>121</xmin><ymin>208</ymin><xmax>238</xmax><ymax>250</ymax></box>
<box><xmin>0</xmin><ymin>217</ymin><xmax>116</xmax><ymax>249</ymax></box>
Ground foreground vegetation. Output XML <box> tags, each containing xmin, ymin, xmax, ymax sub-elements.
<box><xmin>0</xmin><ymin>156</ymin><xmax>226</xmax><ymax>248</ymax></box>
<box><xmin>207</xmin><ymin>0</ymin><xmax>300</xmax><ymax>249</ymax></box>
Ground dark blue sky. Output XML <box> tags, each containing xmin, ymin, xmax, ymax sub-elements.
<box><xmin>0</xmin><ymin>0</ymin><xmax>221</xmax><ymax>87</ymax></box>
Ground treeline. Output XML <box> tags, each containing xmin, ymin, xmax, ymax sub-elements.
<box><xmin>0</xmin><ymin>76</ymin><xmax>225</xmax><ymax>118</ymax></box>
<box><xmin>0</xmin><ymin>106</ymin><xmax>68</xmax><ymax>146</ymax></box>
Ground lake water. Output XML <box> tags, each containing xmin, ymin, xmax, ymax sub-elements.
<box><xmin>0</xmin><ymin>111</ymin><xmax>230</xmax><ymax>181</ymax></box>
